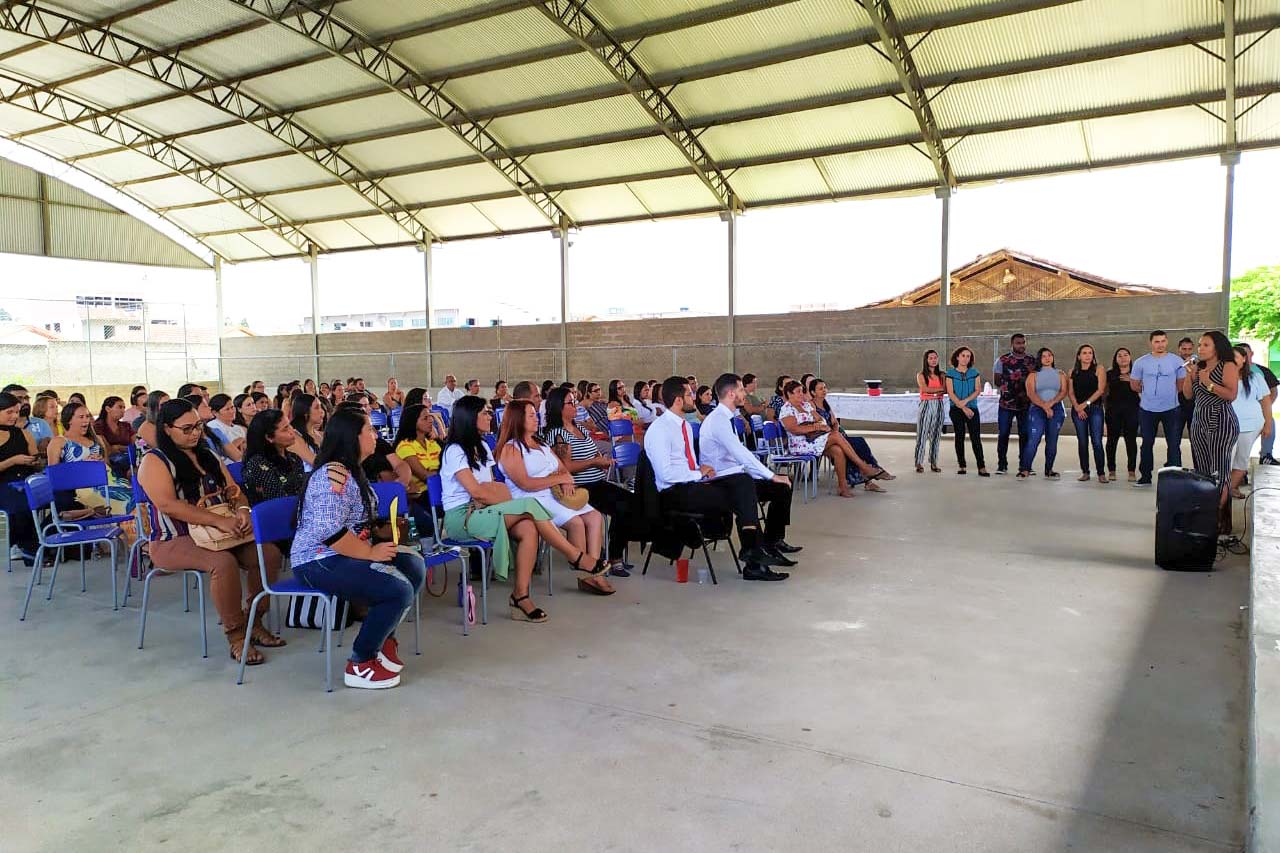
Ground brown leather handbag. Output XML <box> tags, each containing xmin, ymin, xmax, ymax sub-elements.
<box><xmin>188</xmin><ymin>490</ymin><xmax>253</xmax><ymax>551</ymax></box>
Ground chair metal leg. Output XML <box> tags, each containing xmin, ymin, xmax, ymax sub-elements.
<box><xmin>237</xmin><ymin>590</ymin><xmax>269</xmax><ymax>685</ymax></box>
<box><xmin>460</xmin><ymin>553</ymin><xmax>469</xmax><ymax>636</ymax></box>
<box><xmin>45</xmin><ymin>547</ymin><xmax>63</xmax><ymax>601</ymax></box>
<box><xmin>2</xmin><ymin>516</ymin><xmax>9</xmax><ymax>572</ymax></box>
<box><xmin>322</xmin><ymin>597</ymin><xmax>333</xmax><ymax>692</ymax></box>
<box><xmin>546</xmin><ymin>541</ymin><xmax>553</xmax><ymax>596</ymax></box>
<box><xmin>642</xmin><ymin>542</ymin><xmax>654</xmax><ymax>575</ymax></box>
<box><xmin>317</xmin><ymin>597</ymin><xmax>328</xmax><ymax>653</ymax></box>
<box><xmin>19</xmin><ymin>546</ymin><xmax>43</xmax><ymax>621</ymax></box>
<box><xmin>413</xmin><ymin>589</ymin><xmax>421</xmax><ymax>655</ymax></box>
<box><xmin>183</xmin><ymin>572</ymin><xmax>190</xmax><ymax>612</ymax></box>
<box><xmin>108</xmin><ymin>540</ymin><xmax>118</xmax><ymax>611</ymax></box>
<box><xmin>137</xmin><ymin>569</ymin><xmax>159</xmax><ymax>649</ymax></box>
<box><xmin>700</xmin><ymin>542</ymin><xmax>719</xmax><ymax>585</ymax></box>
<box><xmin>193</xmin><ymin>572</ymin><xmax>207</xmax><ymax>658</ymax></box>
<box><xmin>479</xmin><ymin>550</ymin><xmax>488</xmax><ymax>624</ymax></box>
<box><xmin>80</xmin><ymin>548</ymin><xmax>87</xmax><ymax>593</ymax></box>
<box><xmin>336</xmin><ymin>598</ymin><xmax>351</xmax><ymax>647</ymax></box>
<box><xmin>122</xmin><ymin>539</ymin><xmax>143</xmax><ymax>605</ymax></box>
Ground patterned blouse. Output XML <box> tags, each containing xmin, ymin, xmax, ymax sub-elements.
<box><xmin>241</xmin><ymin>450</ymin><xmax>306</xmax><ymax>505</ymax></box>
<box><xmin>290</xmin><ymin>463</ymin><xmax>378</xmax><ymax>565</ymax></box>
<box><xmin>779</xmin><ymin>402</ymin><xmax>824</xmax><ymax>455</ymax></box>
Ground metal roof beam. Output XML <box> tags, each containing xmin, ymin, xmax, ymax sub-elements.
<box><xmin>60</xmin><ymin>0</ymin><xmax>1076</xmax><ymax>163</ymax></box>
<box><xmin>226</xmin><ymin>0</ymin><xmax>573</xmax><ymax>229</ymax></box>
<box><xmin>0</xmin><ymin>68</ymin><xmax>314</xmax><ymax>257</ymax></box>
<box><xmin>859</xmin><ymin>0</ymin><xmax>954</xmax><ymax>188</ymax></box>
<box><xmin>0</xmin><ymin>0</ymin><xmax>441</xmax><ymax>246</ymax></box>
<box><xmin>533</xmin><ymin>0</ymin><xmax>737</xmax><ymax>213</ymax></box>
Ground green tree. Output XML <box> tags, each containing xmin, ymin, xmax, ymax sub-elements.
<box><xmin>1229</xmin><ymin>265</ymin><xmax>1280</xmax><ymax>342</ymax></box>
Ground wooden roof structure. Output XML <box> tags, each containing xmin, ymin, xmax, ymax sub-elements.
<box><xmin>860</xmin><ymin>248</ymin><xmax>1181</xmax><ymax>308</ymax></box>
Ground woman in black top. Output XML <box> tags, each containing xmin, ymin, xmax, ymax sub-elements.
<box><xmin>240</xmin><ymin>409</ymin><xmax>306</xmax><ymax>505</ymax></box>
<box><xmin>0</xmin><ymin>391</ymin><xmax>41</xmax><ymax>560</ymax></box>
<box><xmin>694</xmin><ymin>385</ymin><xmax>716</xmax><ymax>419</ymax></box>
<box><xmin>1068</xmin><ymin>344</ymin><xmax>1108</xmax><ymax>482</ymax></box>
<box><xmin>1104</xmin><ymin>347</ymin><xmax>1140</xmax><ymax>482</ymax></box>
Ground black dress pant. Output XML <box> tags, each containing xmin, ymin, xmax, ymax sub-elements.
<box><xmin>583</xmin><ymin>479</ymin><xmax>637</xmax><ymax>560</ymax></box>
<box><xmin>752</xmin><ymin>477</ymin><xmax>792</xmax><ymax>542</ymax></box>
<box><xmin>660</xmin><ymin>473</ymin><xmax>761</xmax><ymax>536</ymax></box>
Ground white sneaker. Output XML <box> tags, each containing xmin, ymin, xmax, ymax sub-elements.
<box><xmin>344</xmin><ymin>658</ymin><xmax>401</xmax><ymax>689</ymax></box>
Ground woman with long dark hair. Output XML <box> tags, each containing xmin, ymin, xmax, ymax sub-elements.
<box><xmin>1019</xmin><ymin>347</ymin><xmax>1068</xmax><ymax>479</ymax></box>
<box><xmin>205</xmin><ymin>393</ymin><xmax>247</xmax><ymax>462</ymax></box>
<box><xmin>634</xmin><ymin>380</ymin><xmax>659</xmax><ymax>426</ymax></box>
<box><xmin>95</xmin><ymin>395</ymin><xmax>134</xmax><ymax>459</ymax></box>
<box><xmin>391</xmin><ymin>403</ymin><xmax>442</xmax><ymax>538</ymax></box>
<box><xmin>290</xmin><ymin>408</ymin><xmax>425</xmax><ymax>689</ymax></box>
<box><xmin>288</xmin><ymin>392</ymin><xmax>324</xmax><ymax>469</ymax></box>
<box><xmin>810</xmin><ymin>378</ymin><xmax>889</xmax><ymax>491</ymax></box>
<box><xmin>545</xmin><ymin>386</ymin><xmax>637</xmax><ymax>576</ymax></box>
<box><xmin>137</xmin><ymin>399</ymin><xmax>283</xmax><ymax>665</ymax></box>
<box><xmin>780</xmin><ymin>380</ymin><xmax>890</xmax><ymax>496</ymax></box>
<box><xmin>441</xmin><ymin>396</ymin><xmax>611</xmax><ymax>622</ymax></box>
<box><xmin>403</xmin><ymin>387</ymin><xmax>428</xmax><ymax>410</ymax></box>
<box><xmin>234</xmin><ymin>393</ymin><xmax>256</xmax><ymax>428</ymax></box>
<box><xmin>1230</xmin><ymin>344</ymin><xmax>1271</xmax><ymax>499</ymax></box>
<box><xmin>241</xmin><ymin>409</ymin><xmax>305</xmax><ymax>505</ymax></box>
<box><xmin>135</xmin><ymin>390</ymin><xmax>170</xmax><ymax>450</ymax></box>
<box><xmin>0</xmin><ymin>391</ymin><xmax>41</xmax><ymax>560</ymax></box>
<box><xmin>1183</xmin><ymin>331</ymin><xmax>1239</xmax><ymax>518</ymax></box>
<box><xmin>122</xmin><ymin>385</ymin><xmax>148</xmax><ymax>426</ymax></box>
<box><xmin>915</xmin><ymin>349</ymin><xmax>946</xmax><ymax>473</ymax></box>
<box><xmin>766</xmin><ymin>375</ymin><xmax>792</xmax><ymax>421</ymax></box>
<box><xmin>1105</xmin><ymin>347</ymin><xmax>1140</xmax><ymax>481</ymax></box>
<box><xmin>1068</xmin><ymin>344</ymin><xmax>1108</xmax><ymax>482</ymax></box>
<box><xmin>945</xmin><ymin>346</ymin><xmax>987</xmax><ymax>475</ymax></box>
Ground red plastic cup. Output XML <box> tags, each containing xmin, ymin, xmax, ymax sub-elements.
<box><xmin>675</xmin><ymin>558</ymin><xmax>689</xmax><ymax>583</ymax></box>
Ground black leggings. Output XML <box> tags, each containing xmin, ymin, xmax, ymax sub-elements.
<box><xmin>949</xmin><ymin>405</ymin><xmax>985</xmax><ymax>469</ymax></box>
<box><xmin>1105</xmin><ymin>404</ymin><xmax>1139</xmax><ymax>474</ymax></box>
<box><xmin>584</xmin><ymin>480</ymin><xmax>637</xmax><ymax>560</ymax></box>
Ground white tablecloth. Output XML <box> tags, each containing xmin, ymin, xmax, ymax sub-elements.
<box><xmin>828</xmin><ymin>393</ymin><xmax>1001</xmax><ymax>424</ymax></box>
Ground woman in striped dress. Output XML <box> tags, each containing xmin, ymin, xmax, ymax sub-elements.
<box><xmin>1183</xmin><ymin>331</ymin><xmax>1239</xmax><ymax>518</ymax></box>
<box><xmin>915</xmin><ymin>350</ymin><xmax>947</xmax><ymax>473</ymax></box>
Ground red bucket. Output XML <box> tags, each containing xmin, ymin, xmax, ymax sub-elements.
<box><xmin>864</xmin><ymin>379</ymin><xmax>883</xmax><ymax>397</ymax></box>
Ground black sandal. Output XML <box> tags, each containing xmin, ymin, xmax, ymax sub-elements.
<box><xmin>569</xmin><ymin>551</ymin><xmax>607</xmax><ymax>576</ymax></box>
<box><xmin>509</xmin><ymin>594</ymin><xmax>548</xmax><ymax>623</ymax></box>
<box><xmin>870</xmin><ymin>467</ymin><xmax>896</xmax><ymax>481</ymax></box>
<box><xmin>577</xmin><ymin>577</ymin><xmax>616</xmax><ymax>596</ymax></box>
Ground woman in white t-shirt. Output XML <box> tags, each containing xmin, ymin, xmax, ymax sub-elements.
<box><xmin>1230</xmin><ymin>345</ymin><xmax>1273</xmax><ymax>499</ymax></box>
<box><xmin>440</xmin><ymin>397</ymin><xmax>613</xmax><ymax>622</ymax></box>
<box><xmin>205</xmin><ymin>393</ymin><xmax>247</xmax><ymax>462</ymax></box>
<box><xmin>633</xmin><ymin>380</ymin><xmax>659</xmax><ymax>425</ymax></box>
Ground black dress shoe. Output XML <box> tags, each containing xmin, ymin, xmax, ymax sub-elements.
<box><xmin>742</xmin><ymin>564</ymin><xmax>788</xmax><ymax>581</ymax></box>
<box><xmin>741</xmin><ymin>546</ymin><xmax>788</xmax><ymax>568</ymax></box>
<box><xmin>773</xmin><ymin>540</ymin><xmax>803</xmax><ymax>554</ymax></box>
<box><xmin>764</xmin><ymin>544</ymin><xmax>797</xmax><ymax>567</ymax></box>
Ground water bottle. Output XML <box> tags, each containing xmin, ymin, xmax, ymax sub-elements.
<box><xmin>696</xmin><ymin>566</ymin><xmax>710</xmax><ymax>584</ymax></box>
<box><xmin>407</xmin><ymin>515</ymin><xmax>419</xmax><ymax>542</ymax></box>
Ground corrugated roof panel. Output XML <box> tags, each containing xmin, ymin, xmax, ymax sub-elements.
<box><xmin>264</xmin><ymin>185</ymin><xmax>375</xmax><ymax>221</ymax></box>
<box><xmin>0</xmin><ymin>195</ymin><xmax>42</xmax><ymax>255</ymax></box>
<box><xmin>172</xmin><ymin>16</ymin><xmax>321</xmax><ymax>79</ymax></box>
<box><xmin>701</xmin><ymin>97</ymin><xmax>921</xmax><ymax>162</ymax></box>
<box><xmin>235</xmin><ymin>231</ymin><xmax>300</xmax><ymax>258</ymax></box>
<box><xmin>295</xmin><ymin>92</ymin><xmax>432</xmax><ymax>139</ymax></box>
<box><xmin>0</xmin><ymin>40</ymin><xmax>109</xmax><ymax>81</ymax></box>
<box><xmin>949</xmin><ymin>124</ymin><xmax>1087</xmax><ymax>179</ymax></box>
<box><xmin>816</xmin><ymin>145</ymin><xmax>938</xmax><ymax>194</ymax></box>
<box><xmin>1238</xmin><ymin>92</ymin><xmax>1280</xmax><ymax>143</ymax></box>
<box><xmin>523</xmin><ymin>136</ymin><xmax>691</xmax><ymax>184</ymax></box>
<box><xmin>58</xmin><ymin>68</ymin><xmax>178</xmax><ymax>112</ymax></box>
<box><xmin>393</xmin><ymin>7</ymin><xmax>573</xmax><ymax>74</ymax></box>
<box><xmin>634</xmin><ymin>0</ymin><xmax>869</xmax><ymax>74</ymax></box>
<box><xmin>1081</xmin><ymin>108</ymin><xmax>1223</xmax><ymax>162</ymax></box>
<box><xmin>221</xmin><ymin>155</ymin><xmax>339</xmax><ymax>195</ymax></box>
<box><xmin>1237</xmin><ymin>29</ymin><xmax>1280</xmax><ymax>87</ymax></box>
<box><xmin>117</xmin><ymin>0</ymin><xmax>260</xmax><ymax>49</ymax></box>
<box><xmin>591</xmin><ymin>0</ymin><xmax>740</xmax><ymax>31</ymax></box>
<box><xmin>203</xmin><ymin>232</ymin><xmax>270</xmax><ymax>262</ymax></box>
<box><xmin>1239</xmin><ymin>0</ymin><xmax>1280</xmax><ymax>22</ymax></box>
<box><xmin>0</xmin><ymin>102</ymin><xmax>59</xmax><ymax>136</ymax></box>
<box><xmin>487</xmin><ymin>95</ymin><xmax>654</xmax><ymax>148</ymax></box>
<box><xmin>21</xmin><ymin>126</ymin><xmax>119</xmax><ymax>159</ymax></box>
<box><xmin>116</xmin><ymin>96</ymin><xmax>237</xmax><ymax>137</ymax></box>
<box><xmin>178</xmin><ymin>124</ymin><xmax>293</xmax><ymax>164</ymax></box>
<box><xmin>556</xmin><ymin>184</ymin><xmax>650</xmax><ymax>221</ymax></box>
<box><xmin>729</xmin><ymin>160</ymin><xmax>829</xmax><ymax>204</ymax></box>
<box><xmin>932</xmin><ymin>48</ymin><xmax>1224</xmax><ymax>133</ymax></box>
<box><xmin>325</xmin><ymin>213</ymin><xmax>408</xmax><ymax>248</ymax></box>
<box><xmin>337</xmin><ymin>0</ymin><xmax>494</xmax><ymax>35</ymax></box>
<box><xmin>671</xmin><ymin>45</ymin><xmax>898</xmax><ymax>120</ymax></box>
<box><xmin>167</xmin><ymin>204</ymin><xmax>267</xmax><ymax>236</ymax></box>
<box><xmin>0</xmin><ymin>157</ymin><xmax>40</xmax><ymax>196</ymax></box>
<box><xmin>299</xmin><ymin>219</ymin><xmax>375</xmax><ymax>251</ymax></box>
<box><xmin>127</xmin><ymin>175</ymin><xmax>224</xmax><ymax>210</ymax></box>
<box><xmin>245</xmin><ymin>58</ymin><xmax>388</xmax><ymax>109</ymax></box>
<box><xmin>383</xmin><ymin>162</ymin><xmax>515</xmax><ymax>205</ymax></box>
<box><xmin>87</xmin><ymin>151</ymin><xmax>189</xmax><ymax>188</ymax></box>
<box><xmin>414</xmin><ymin>203</ymin><xmax>500</xmax><ymax>238</ymax></box>
<box><xmin>470</xmin><ymin>196</ymin><xmax>553</xmax><ymax>231</ymax></box>
<box><xmin>911</xmin><ymin>0</ymin><xmax>1222</xmax><ymax>82</ymax></box>
<box><xmin>626</xmin><ymin>174</ymin><xmax>720</xmax><ymax>213</ymax></box>
<box><xmin>442</xmin><ymin>52</ymin><xmax>618</xmax><ymax>113</ymax></box>
<box><xmin>43</xmin><ymin>178</ymin><xmax>114</xmax><ymax>211</ymax></box>
<box><xmin>344</xmin><ymin>128</ymin><xmax>480</xmax><ymax>172</ymax></box>
<box><xmin>48</xmin><ymin>204</ymin><xmax>205</xmax><ymax>267</ymax></box>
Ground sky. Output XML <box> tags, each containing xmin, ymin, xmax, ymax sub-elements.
<box><xmin>1</xmin><ymin>145</ymin><xmax>1278</xmax><ymax>337</ymax></box>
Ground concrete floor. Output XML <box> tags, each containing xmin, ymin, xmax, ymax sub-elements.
<box><xmin>0</xmin><ymin>436</ymin><xmax>1249</xmax><ymax>852</ymax></box>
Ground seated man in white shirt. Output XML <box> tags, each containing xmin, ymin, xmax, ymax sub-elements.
<box><xmin>643</xmin><ymin>376</ymin><xmax>790</xmax><ymax>581</ymax></box>
<box><xmin>436</xmin><ymin>374</ymin><xmax>463</xmax><ymax>412</ymax></box>
<box><xmin>701</xmin><ymin>373</ymin><xmax>802</xmax><ymax>565</ymax></box>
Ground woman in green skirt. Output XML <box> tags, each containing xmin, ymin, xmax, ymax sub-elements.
<box><xmin>440</xmin><ymin>395</ymin><xmax>612</xmax><ymax>622</ymax></box>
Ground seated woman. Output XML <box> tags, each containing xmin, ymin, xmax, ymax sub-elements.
<box><xmin>27</xmin><ymin>393</ymin><xmax>60</xmax><ymax>453</ymax></box>
<box><xmin>252</xmin><ymin>391</ymin><xmax>271</xmax><ymax>414</ymax></box>
<box><xmin>289</xmin><ymin>408</ymin><xmax>426</xmax><ymax>690</ymax></box>
<box><xmin>234</xmin><ymin>393</ymin><xmax>257</xmax><ymax>430</ymax></box>
<box><xmin>543</xmin><ymin>386</ymin><xmax>640</xmax><ymax>577</ymax></box>
<box><xmin>766</xmin><ymin>375</ymin><xmax>792</xmax><ymax>421</ymax></box>
<box><xmin>136</xmin><ymin>399</ymin><xmax>284</xmax><ymax>665</ymax></box>
<box><xmin>809</xmin><ymin>378</ymin><xmax>887</xmax><ymax>492</ymax></box>
<box><xmin>693</xmin><ymin>385</ymin><xmax>716</xmax><ymax>421</ymax></box>
<box><xmin>779</xmin><ymin>380</ymin><xmax>891</xmax><ymax>498</ymax></box>
<box><xmin>122</xmin><ymin>386</ymin><xmax>148</xmax><ymax>427</ymax></box>
<box><xmin>441</xmin><ymin>396</ymin><xmax>612</xmax><ymax>623</ymax></box>
<box><xmin>384</xmin><ymin>377</ymin><xmax>406</xmax><ymax>411</ymax></box>
<box><xmin>241</xmin><ymin>409</ymin><xmax>306</xmax><ymax>505</ymax></box>
<box><xmin>134</xmin><ymin>390</ymin><xmax>170</xmax><ymax>451</ymax></box>
<box><xmin>498</xmin><ymin>400</ymin><xmax>614</xmax><ymax>596</ymax></box>
<box><xmin>49</xmin><ymin>400</ymin><xmax>133</xmax><ymax>516</ymax></box>
<box><xmin>403</xmin><ymin>387</ymin><xmax>428</xmax><ymax>410</ymax></box>
<box><xmin>288</xmin><ymin>392</ymin><xmax>325</xmax><ymax>470</ymax></box>
<box><xmin>392</xmin><ymin>403</ymin><xmax>442</xmax><ymax>539</ymax></box>
<box><xmin>204</xmin><ymin>394</ymin><xmax>247</xmax><ymax>463</ymax></box>
<box><xmin>633</xmin><ymin>380</ymin><xmax>660</xmax><ymax>426</ymax></box>
<box><xmin>0</xmin><ymin>391</ymin><xmax>42</xmax><ymax>562</ymax></box>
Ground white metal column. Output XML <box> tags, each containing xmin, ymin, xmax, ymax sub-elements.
<box><xmin>308</xmin><ymin>243</ymin><xmax>320</xmax><ymax>382</ymax></box>
<box><xmin>558</xmin><ymin>224</ymin><xmax>570</xmax><ymax>381</ymax></box>
<box><xmin>422</xmin><ymin>241</ymin><xmax>433</xmax><ymax>387</ymax></box>
<box><xmin>937</xmin><ymin>186</ymin><xmax>952</xmax><ymax>343</ymax></box>
<box><xmin>726</xmin><ymin>206</ymin><xmax>737</xmax><ymax>372</ymax></box>
<box><xmin>1221</xmin><ymin>0</ymin><xmax>1238</xmax><ymax>330</ymax></box>
<box><xmin>213</xmin><ymin>256</ymin><xmax>224</xmax><ymax>389</ymax></box>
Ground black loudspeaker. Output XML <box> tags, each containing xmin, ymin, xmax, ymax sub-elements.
<box><xmin>1155</xmin><ymin>468</ymin><xmax>1218</xmax><ymax>571</ymax></box>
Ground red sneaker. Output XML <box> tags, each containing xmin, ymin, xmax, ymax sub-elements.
<box><xmin>377</xmin><ymin>636</ymin><xmax>403</xmax><ymax>673</ymax></box>
<box><xmin>344</xmin><ymin>657</ymin><xmax>400</xmax><ymax>690</ymax></box>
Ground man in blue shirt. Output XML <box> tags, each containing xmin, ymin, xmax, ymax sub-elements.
<box><xmin>1129</xmin><ymin>330</ymin><xmax>1187</xmax><ymax>487</ymax></box>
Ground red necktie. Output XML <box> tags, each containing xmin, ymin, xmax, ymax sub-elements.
<box><xmin>681</xmin><ymin>421</ymin><xmax>696</xmax><ymax>470</ymax></box>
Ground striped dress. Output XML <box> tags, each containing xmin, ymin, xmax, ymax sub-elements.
<box><xmin>544</xmin><ymin>426</ymin><xmax>606</xmax><ymax>485</ymax></box>
<box><xmin>1190</xmin><ymin>361</ymin><xmax>1239</xmax><ymax>488</ymax></box>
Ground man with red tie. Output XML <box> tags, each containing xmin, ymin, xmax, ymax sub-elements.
<box><xmin>642</xmin><ymin>376</ymin><xmax>789</xmax><ymax>581</ymax></box>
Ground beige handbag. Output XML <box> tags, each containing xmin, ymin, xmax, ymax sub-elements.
<box><xmin>550</xmin><ymin>483</ymin><xmax>590</xmax><ymax>511</ymax></box>
<box><xmin>188</xmin><ymin>490</ymin><xmax>253</xmax><ymax>551</ymax></box>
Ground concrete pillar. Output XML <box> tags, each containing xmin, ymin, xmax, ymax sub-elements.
<box><xmin>558</xmin><ymin>223</ymin><xmax>570</xmax><ymax>381</ymax></box>
<box><xmin>213</xmin><ymin>256</ymin><xmax>223</xmax><ymax>388</ymax></box>
<box><xmin>1221</xmin><ymin>0</ymin><xmax>1237</xmax><ymax>331</ymax></box>
<box><xmin>422</xmin><ymin>241</ymin><xmax>433</xmax><ymax>387</ymax></box>
<box><xmin>1221</xmin><ymin>152</ymin><xmax>1239</xmax><ymax>331</ymax></box>
<box><xmin>726</xmin><ymin>205</ymin><xmax>738</xmax><ymax>372</ymax></box>
<box><xmin>308</xmin><ymin>243</ymin><xmax>320</xmax><ymax>382</ymax></box>
<box><xmin>936</xmin><ymin>186</ymin><xmax>952</xmax><ymax>343</ymax></box>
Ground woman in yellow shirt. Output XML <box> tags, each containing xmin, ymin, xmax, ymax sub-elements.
<box><xmin>393</xmin><ymin>404</ymin><xmax>442</xmax><ymax>538</ymax></box>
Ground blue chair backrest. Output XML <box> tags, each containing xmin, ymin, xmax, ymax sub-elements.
<box><xmin>761</xmin><ymin>421</ymin><xmax>781</xmax><ymax>442</ymax></box>
<box><xmin>251</xmin><ymin>496</ymin><xmax>298</xmax><ymax>545</ymax></box>
<box><xmin>426</xmin><ymin>473</ymin><xmax>444</xmax><ymax>510</ymax></box>
<box><xmin>127</xmin><ymin>442</ymin><xmax>139</xmax><ymax>470</ymax></box>
<box><xmin>431</xmin><ymin>406</ymin><xmax>450</xmax><ymax>427</ymax></box>
<box><xmin>750</xmin><ymin>415</ymin><xmax>765</xmax><ymax>432</ymax></box>
<box><xmin>612</xmin><ymin>441</ymin><xmax>641</xmax><ymax>468</ymax></box>
<box><xmin>689</xmin><ymin>421</ymin><xmax>700</xmax><ymax>443</ymax></box>
<box><xmin>131</xmin><ymin>473</ymin><xmax>149</xmax><ymax>506</ymax></box>
<box><xmin>390</xmin><ymin>409</ymin><xmax>402</xmax><ymax>430</ymax></box>
<box><xmin>731</xmin><ymin>417</ymin><xmax>746</xmax><ymax>438</ymax></box>
<box><xmin>23</xmin><ymin>474</ymin><xmax>54</xmax><ymax>512</ymax></box>
<box><xmin>608</xmin><ymin>419</ymin><xmax>634</xmax><ymax>439</ymax></box>
<box><xmin>226</xmin><ymin>461</ymin><xmax>244</xmax><ymax>486</ymax></box>
<box><xmin>372</xmin><ymin>481</ymin><xmax>408</xmax><ymax>520</ymax></box>
<box><xmin>45</xmin><ymin>460</ymin><xmax>107</xmax><ymax>492</ymax></box>
<box><xmin>369</xmin><ymin>410</ymin><xmax>388</xmax><ymax>427</ymax></box>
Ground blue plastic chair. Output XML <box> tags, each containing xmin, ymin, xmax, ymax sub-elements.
<box><xmin>389</xmin><ymin>407</ymin><xmax>402</xmax><ymax>432</ymax></box>
<box><xmin>427</xmin><ymin>473</ymin><xmax>492</xmax><ymax>634</ymax></box>
<box><xmin>225</xmin><ymin>461</ymin><xmax>244</xmax><ymax>486</ymax></box>
<box><xmin>611</xmin><ymin>440</ymin><xmax>641</xmax><ymax>484</ymax></box>
<box><xmin>19</xmin><ymin>474</ymin><xmax>121</xmax><ymax>621</ymax></box>
<box><xmin>608</xmin><ymin>418</ymin><xmax>634</xmax><ymax>444</ymax></box>
<box><xmin>44</xmin><ymin>461</ymin><xmax>134</xmax><ymax>528</ymax></box>
<box><xmin>492</xmin><ymin>407</ymin><xmax>503</xmax><ymax>430</ymax></box>
<box><xmin>761</xmin><ymin>421</ymin><xmax>816</xmax><ymax>501</ymax></box>
<box><xmin>127</xmin><ymin>474</ymin><xmax>208</xmax><ymax>658</ymax></box>
<box><xmin>237</xmin><ymin>497</ymin><xmax>339</xmax><ymax>691</ymax></box>
<box><xmin>430</xmin><ymin>405</ymin><xmax>450</xmax><ymax>428</ymax></box>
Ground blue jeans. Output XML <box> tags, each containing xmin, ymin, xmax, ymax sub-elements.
<box><xmin>996</xmin><ymin>407</ymin><xmax>1028</xmax><ymax>470</ymax></box>
<box><xmin>1072</xmin><ymin>405</ymin><xmax>1105</xmax><ymax>475</ymax></box>
<box><xmin>1138</xmin><ymin>407</ymin><xmax>1183</xmax><ymax>481</ymax></box>
<box><xmin>293</xmin><ymin>551</ymin><xmax>425</xmax><ymax>663</ymax></box>
<box><xmin>1022</xmin><ymin>405</ymin><xmax>1064</xmax><ymax>473</ymax></box>
<box><xmin>1263</xmin><ymin>427</ymin><xmax>1276</xmax><ymax>459</ymax></box>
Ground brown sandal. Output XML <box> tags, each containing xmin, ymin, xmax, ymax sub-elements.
<box><xmin>229</xmin><ymin>633</ymin><xmax>264</xmax><ymax>666</ymax></box>
<box><xmin>251</xmin><ymin>625</ymin><xmax>287</xmax><ymax>648</ymax></box>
